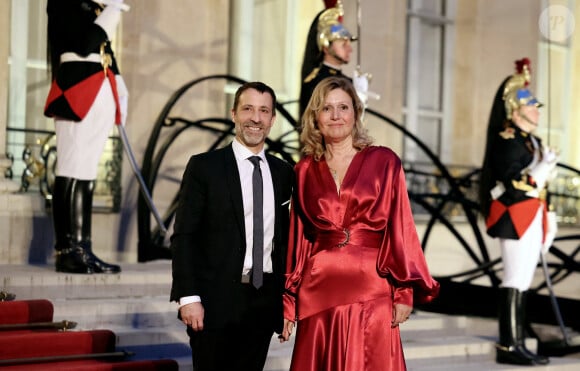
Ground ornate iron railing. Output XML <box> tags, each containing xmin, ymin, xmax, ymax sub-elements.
<box><xmin>9</xmin><ymin>73</ymin><xmax>579</xmax><ymax>339</ymax></box>
<box><xmin>136</xmin><ymin>75</ymin><xmax>580</xmax><ymax>337</ymax></box>
<box><xmin>6</xmin><ymin>74</ymin><xmax>579</xmax><ymax>349</ymax></box>
<box><xmin>137</xmin><ymin>73</ymin><xmax>579</xmax><ymax>294</ymax></box>
<box><xmin>5</xmin><ymin>127</ymin><xmax>122</xmax><ymax>212</ymax></box>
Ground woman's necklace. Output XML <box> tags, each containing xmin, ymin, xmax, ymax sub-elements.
<box><xmin>329</xmin><ymin>168</ymin><xmax>339</xmax><ymax>182</ymax></box>
<box><xmin>329</xmin><ymin>167</ymin><xmax>341</xmax><ymax>194</ymax></box>
<box><xmin>327</xmin><ymin>149</ymin><xmax>356</xmax><ymax>194</ymax></box>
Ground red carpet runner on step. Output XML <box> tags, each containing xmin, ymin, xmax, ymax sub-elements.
<box><xmin>0</xmin><ymin>299</ymin><xmax>178</xmax><ymax>370</ymax></box>
<box><xmin>0</xmin><ymin>299</ymin><xmax>53</xmax><ymax>324</ymax></box>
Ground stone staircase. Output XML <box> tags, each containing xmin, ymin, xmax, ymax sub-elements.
<box><xmin>266</xmin><ymin>310</ymin><xmax>580</xmax><ymax>371</ymax></box>
<box><xmin>2</xmin><ymin>262</ymin><xmax>580</xmax><ymax>370</ymax></box>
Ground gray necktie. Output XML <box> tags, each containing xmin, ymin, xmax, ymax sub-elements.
<box><xmin>248</xmin><ymin>156</ymin><xmax>263</xmax><ymax>289</ymax></box>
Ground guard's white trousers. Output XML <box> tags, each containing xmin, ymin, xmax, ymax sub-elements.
<box><xmin>55</xmin><ymin>80</ymin><xmax>116</xmax><ymax>180</ymax></box>
<box><xmin>500</xmin><ymin>206</ymin><xmax>544</xmax><ymax>291</ymax></box>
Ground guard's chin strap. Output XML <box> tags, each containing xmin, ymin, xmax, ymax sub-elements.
<box><xmin>520</xmin><ymin>113</ymin><xmax>538</xmax><ymax>128</ymax></box>
<box><xmin>326</xmin><ymin>47</ymin><xmax>348</xmax><ymax>65</ymax></box>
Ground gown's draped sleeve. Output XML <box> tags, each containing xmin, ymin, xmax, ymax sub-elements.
<box><xmin>376</xmin><ymin>158</ymin><xmax>440</xmax><ymax>304</ymax></box>
<box><xmin>284</xmin><ymin>148</ymin><xmax>439</xmax><ymax>323</ymax></box>
<box><xmin>283</xmin><ymin>161</ymin><xmax>313</xmax><ymax>321</ymax></box>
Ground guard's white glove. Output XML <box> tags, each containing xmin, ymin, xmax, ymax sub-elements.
<box><xmin>544</xmin><ymin>147</ymin><xmax>559</xmax><ymax>184</ymax></box>
<box><xmin>528</xmin><ymin>146</ymin><xmax>559</xmax><ymax>190</ymax></box>
<box><xmin>353</xmin><ymin>69</ymin><xmax>370</xmax><ymax>107</ymax></box>
<box><xmin>116</xmin><ymin>75</ymin><xmax>129</xmax><ymax>126</ymax></box>
<box><xmin>542</xmin><ymin>211</ymin><xmax>558</xmax><ymax>255</ymax></box>
<box><xmin>95</xmin><ymin>0</ymin><xmax>130</xmax><ymax>11</ymax></box>
<box><xmin>94</xmin><ymin>0</ymin><xmax>127</xmax><ymax>39</ymax></box>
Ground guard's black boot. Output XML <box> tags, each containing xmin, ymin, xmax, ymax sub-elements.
<box><xmin>519</xmin><ymin>290</ymin><xmax>550</xmax><ymax>365</ymax></box>
<box><xmin>76</xmin><ymin>180</ymin><xmax>121</xmax><ymax>274</ymax></box>
<box><xmin>55</xmin><ymin>245</ymin><xmax>94</xmax><ymax>274</ymax></box>
<box><xmin>53</xmin><ymin>177</ymin><xmax>94</xmax><ymax>274</ymax></box>
<box><xmin>496</xmin><ymin>287</ymin><xmax>535</xmax><ymax>365</ymax></box>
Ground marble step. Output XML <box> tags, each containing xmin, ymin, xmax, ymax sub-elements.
<box><xmin>406</xmin><ymin>354</ymin><xmax>580</xmax><ymax>370</ymax></box>
<box><xmin>50</xmin><ymin>297</ymin><xmax>177</xmax><ymax>329</ymax></box>
<box><xmin>4</xmin><ymin>263</ymin><xmax>580</xmax><ymax>370</ymax></box>
<box><xmin>101</xmin><ymin>314</ymin><xmax>480</xmax><ymax>371</ymax></box>
<box><xmin>0</xmin><ymin>261</ymin><xmax>172</xmax><ymax>300</ymax></box>
<box><xmin>264</xmin><ymin>334</ymin><xmax>494</xmax><ymax>368</ymax></box>
<box><xmin>53</xmin><ymin>308</ymin><xmax>473</xmax><ymax>356</ymax></box>
<box><xmin>111</xmin><ymin>328</ymin><xmax>192</xmax><ymax>367</ymax></box>
<box><xmin>401</xmin><ymin>311</ymin><xmax>469</xmax><ymax>340</ymax></box>
<box><xmin>265</xmin><ymin>332</ymin><xmax>580</xmax><ymax>371</ymax></box>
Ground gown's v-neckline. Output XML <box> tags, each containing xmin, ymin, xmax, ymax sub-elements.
<box><xmin>323</xmin><ymin>149</ymin><xmax>363</xmax><ymax>196</ymax></box>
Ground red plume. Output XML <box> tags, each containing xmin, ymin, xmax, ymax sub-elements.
<box><xmin>324</xmin><ymin>0</ymin><xmax>338</xmax><ymax>8</ymax></box>
<box><xmin>324</xmin><ymin>0</ymin><xmax>342</xmax><ymax>22</ymax></box>
<box><xmin>515</xmin><ymin>58</ymin><xmax>531</xmax><ymax>74</ymax></box>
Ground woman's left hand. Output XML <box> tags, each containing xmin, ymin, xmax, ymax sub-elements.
<box><xmin>279</xmin><ymin>318</ymin><xmax>295</xmax><ymax>342</ymax></box>
<box><xmin>391</xmin><ymin>303</ymin><xmax>413</xmax><ymax>327</ymax></box>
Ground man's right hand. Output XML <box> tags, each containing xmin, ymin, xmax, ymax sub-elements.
<box><xmin>180</xmin><ymin>302</ymin><xmax>205</xmax><ymax>331</ymax></box>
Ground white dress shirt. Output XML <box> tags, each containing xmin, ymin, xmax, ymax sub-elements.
<box><xmin>232</xmin><ymin>139</ymin><xmax>276</xmax><ymax>275</ymax></box>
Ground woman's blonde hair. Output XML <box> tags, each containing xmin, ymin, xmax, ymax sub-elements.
<box><xmin>300</xmin><ymin>76</ymin><xmax>373</xmax><ymax>160</ymax></box>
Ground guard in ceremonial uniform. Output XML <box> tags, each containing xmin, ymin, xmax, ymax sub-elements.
<box><xmin>44</xmin><ymin>0</ymin><xmax>129</xmax><ymax>274</ymax></box>
<box><xmin>479</xmin><ymin>58</ymin><xmax>558</xmax><ymax>366</ymax></box>
<box><xmin>298</xmin><ymin>1</ymin><xmax>357</xmax><ymax>120</ymax></box>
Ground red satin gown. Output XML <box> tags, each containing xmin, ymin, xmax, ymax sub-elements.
<box><xmin>284</xmin><ymin>146</ymin><xmax>440</xmax><ymax>371</ymax></box>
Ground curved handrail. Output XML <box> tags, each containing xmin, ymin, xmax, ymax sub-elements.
<box><xmin>137</xmin><ymin>74</ymin><xmax>300</xmax><ymax>261</ymax></box>
<box><xmin>137</xmin><ymin>75</ymin><xmax>579</xmax><ymax>308</ymax></box>
<box><xmin>365</xmin><ymin>108</ymin><xmax>500</xmax><ymax>286</ymax></box>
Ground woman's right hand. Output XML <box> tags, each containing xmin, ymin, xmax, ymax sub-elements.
<box><xmin>279</xmin><ymin>319</ymin><xmax>295</xmax><ymax>342</ymax></box>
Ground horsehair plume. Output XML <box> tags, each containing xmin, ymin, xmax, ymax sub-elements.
<box><xmin>515</xmin><ymin>58</ymin><xmax>531</xmax><ymax>86</ymax></box>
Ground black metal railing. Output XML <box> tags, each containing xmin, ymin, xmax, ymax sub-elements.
<box><xmin>136</xmin><ymin>75</ymin><xmax>300</xmax><ymax>261</ymax></box>
<box><xmin>137</xmin><ymin>75</ymin><xmax>579</xmax><ymax>315</ymax></box>
<box><xmin>9</xmin><ymin>74</ymin><xmax>580</xmax><ymax>333</ymax></box>
<box><xmin>5</xmin><ymin>127</ymin><xmax>122</xmax><ymax>212</ymax></box>
<box><xmin>135</xmin><ymin>75</ymin><xmax>580</xmax><ymax>335</ymax></box>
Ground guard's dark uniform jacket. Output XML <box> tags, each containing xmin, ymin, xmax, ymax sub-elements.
<box><xmin>299</xmin><ymin>63</ymin><xmax>346</xmax><ymax>121</ymax></box>
<box><xmin>483</xmin><ymin>122</ymin><xmax>547</xmax><ymax>240</ymax></box>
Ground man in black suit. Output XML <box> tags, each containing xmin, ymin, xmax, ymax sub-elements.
<box><xmin>170</xmin><ymin>81</ymin><xmax>294</xmax><ymax>371</ymax></box>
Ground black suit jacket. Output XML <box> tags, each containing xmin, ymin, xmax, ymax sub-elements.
<box><xmin>170</xmin><ymin>144</ymin><xmax>294</xmax><ymax>332</ymax></box>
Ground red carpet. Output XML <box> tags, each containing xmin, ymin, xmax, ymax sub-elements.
<box><xmin>0</xmin><ymin>359</ymin><xmax>178</xmax><ymax>370</ymax></box>
<box><xmin>0</xmin><ymin>329</ymin><xmax>116</xmax><ymax>360</ymax></box>
<box><xmin>0</xmin><ymin>299</ymin><xmax>53</xmax><ymax>324</ymax></box>
<box><xmin>0</xmin><ymin>299</ymin><xmax>178</xmax><ymax>370</ymax></box>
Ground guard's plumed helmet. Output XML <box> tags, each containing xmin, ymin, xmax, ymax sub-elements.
<box><xmin>503</xmin><ymin>58</ymin><xmax>543</xmax><ymax>120</ymax></box>
<box><xmin>317</xmin><ymin>0</ymin><xmax>357</xmax><ymax>51</ymax></box>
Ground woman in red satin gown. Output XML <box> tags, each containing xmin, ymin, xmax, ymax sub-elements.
<box><xmin>279</xmin><ymin>77</ymin><xmax>440</xmax><ymax>371</ymax></box>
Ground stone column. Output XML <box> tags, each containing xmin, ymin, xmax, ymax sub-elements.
<box><xmin>0</xmin><ymin>1</ymin><xmax>49</xmax><ymax>265</ymax></box>
<box><xmin>0</xmin><ymin>1</ymin><xmax>19</xmax><ymax>193</ymax></box>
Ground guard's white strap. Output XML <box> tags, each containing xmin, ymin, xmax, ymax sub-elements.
<box><xmin>60</xmin><ymin>52</ymin><xmax>102</xmax><ymax>64</ymax></box>
<box><xmin>95</xmin><ymin>0</ymin><xmax>130</xmax><ymax>12</ymax></box>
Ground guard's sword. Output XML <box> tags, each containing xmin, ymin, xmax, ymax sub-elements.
<box><xmin>540</xmin><ymin>251</ymin><xmax>570</xmax><ymax>346</ymax></box>
<box><xmin>117</xmin><ymin>125</ymin><xmax>167</xmax><ymax>236</ymax></box>
<box><xmin>541</xmin><ymin>15</ymin><xmax>567</xmax><ymax>344</ymax></box>
<box><xmin>353</xmin><ymin>0</ymin><xmax>380</xmax><ymax>102</ymax></box>
<box><xmin>356</xmin><ymin>0</ymin><xmax>362</xmax><ymax>69</ymax></box>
